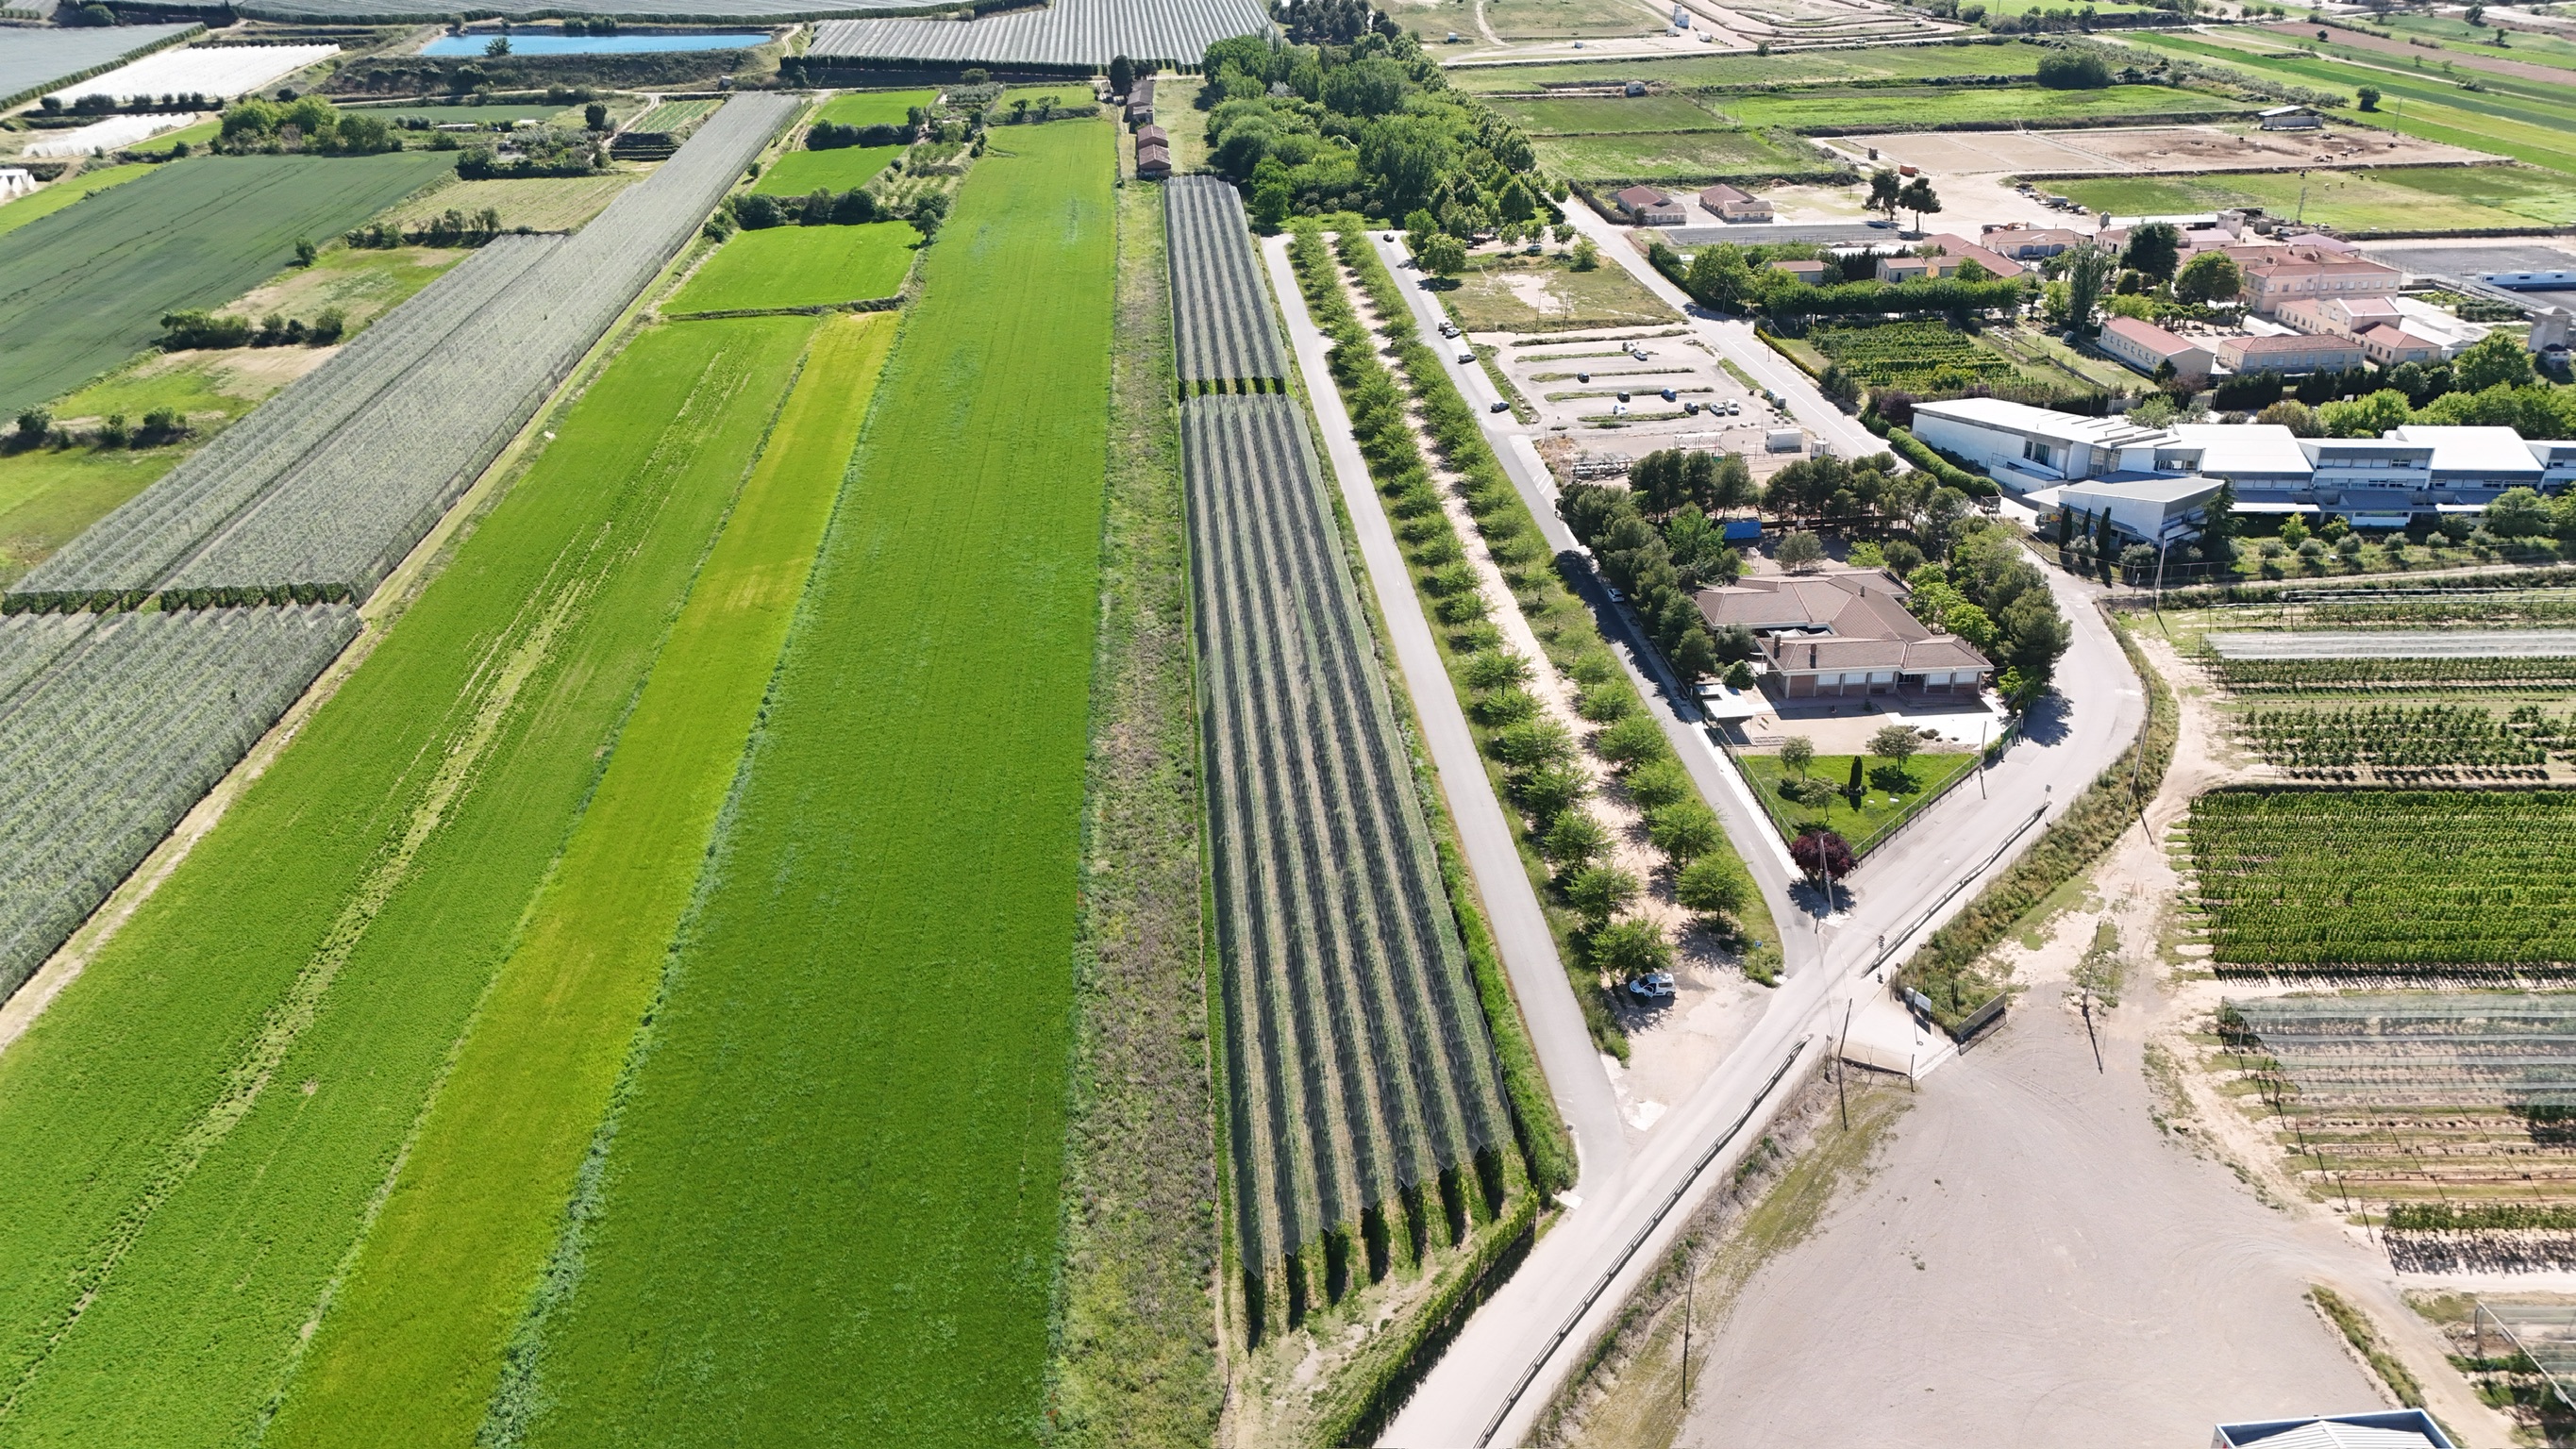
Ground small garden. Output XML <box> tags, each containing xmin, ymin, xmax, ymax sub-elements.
<box><xmin>1737</xmin><ymin>727</ymin><xmax>1982</xmax><ymax>855</ymax></box>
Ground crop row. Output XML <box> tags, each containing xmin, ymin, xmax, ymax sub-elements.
<box><xmin>2215</xmin><ymin>655</ymin><xmax>2576</xmax><ymax>693</ymax></box>
<box><xmin>0</xmin><ymin>603</ymin><xmax>359</xmax><ymax>1000</ymax></box>
<box><xmin>8</xmin><ymin>95</ymin><xmax>796</xmax><ymax>610</ymax></box>
<box><xmin>2235</xmin><ymin>703</ymin><xmax>2569</xmax><ymax>770</ymax></box>
<box><xmin>16</xmin><ymin>235</ymin><xmax>561</xmax><ymax>608</ymax></box>
<box><xmin>2185</xmin><ymin>788</ymin><xmax>2576</xmax><ymax>971</ymax></box>
<box><xmin>1810</xmin><ymin>320</ymin><xmax>2016</xmax><ymax>388</ymax></box>
<box><xmin>810</xmin><ymin>0</ymin><xmax>1269</xmax><ymax>68</ymax></box>
<box><xmin>1186</xmin><ymin>394</ymin><xmax>1508</xmax><ymax>1276</ymax></box>
<box><xmin>1164</xmin><ymin>176</ymin><xmax>1284</xmax><ymax>390</ymax></box>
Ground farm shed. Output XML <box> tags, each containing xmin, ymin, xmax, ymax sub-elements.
<box><xmin>1697</xmin><ymin>182</ymin><xmax>1770</xmax><ymax>222</ymax></box>
<box><xmin>2255</xmin><ymin>104</ymin><xmax>2321</xmax><ymax>130</ymax></box>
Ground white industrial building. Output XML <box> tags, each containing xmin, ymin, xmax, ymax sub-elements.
<box><xmin>1910</xmin><ymin>396</ymin><xmax>2576</xmax><ymax>541</ymax></box>
<box><xmin>2213</xmin><ymin>1408</ymin><xmax>2452</xmax><ymax>1448</ymax></box>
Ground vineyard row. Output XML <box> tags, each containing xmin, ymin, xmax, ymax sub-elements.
<box><xmin>1164</xmin><ymin>177</ymin><xmax>1284</xmax><ymax>391</ymax></box>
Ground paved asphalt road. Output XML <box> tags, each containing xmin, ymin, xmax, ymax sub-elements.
<box><xmin>1344</xmin><ymin>231</ymin><xmax>2148</xmax><ymax>1446</ymax></box>
<box><xmin>1260</xmin><ymin>236</ymin><xmax>1631</xmax><ymax>1189</ymax></box>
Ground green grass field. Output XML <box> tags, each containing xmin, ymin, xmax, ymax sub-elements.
<box><xmin>2380</xmin><ymin>13</ymin><xmax>2576</xmax><ymax>72</ymax></box>
<box><xmin>362</xmin><ymin>102</ymin><xmax>576</xmax><ymax>125</ymax></box>
<box><xmin>0</xmin><ymin>347</ymin><xmax>339</xmax><ymax>584</ymax></box>
<box><xmin>1445</xmin><ymin>38</ymin><xmax>2050</xmax><ymax>91</ymax></box>
<box><xmin>2132</xmin><ymin>31</ymin><xmax>2576</xmax><ymax>175</ymax></box>
<box><xmin>0</xmin><ymin>152</ymin><xmax>456</xmax><ymax>420</ymax></box>
<box><xmin>671</xmin><ymin>221</ymin><xmax>918</xmax><ymax>312</ymax></box>
<box><xmin>1533</xmin><ymin>126</ymin><xmax>1806</xmax><ymax>179</ymax></box>
<box><xmin>754</xmin><ymin>142</ymin><xmax>901</xmax><ymax>194</ymax></box>
<box><xmin>1443</xmin><ymin>250</ymin><xmax>1674</xmax><ymax>330</ymax></box>
<box><xmin>259</xmin><ymin>312</ymin><xmax>892</xmax><ymax>1449</ymax></box>
<box><xmin>2055</xmin><ymin>162</ymin><xmax>2576</xmax><ymax>230</ymax></box>
<box><xmin>1710</xmin><ymin>80</ymin><xmax>2250</xmax><ymax>129</ymax></box>
<box><xmin>1484</xmin><ymin>91</ymin><xmax>1727</xmax><ymax>133</ymax></box>
<box><xmin>0</xmin><ymin>312</ymin><xmax>817</xmax><ymax>1447</ymax></box>
<box><xmin>0</xmin><ymin>162</ymin><xmax>151</xmax><ymax>238</ymax></box>
<box><xmin>815</xmin><ymin>87</ymin><xmax>938</xmax><ymax>127</ymax></box>
<box><xmin>506</xmin><ymin>118</ymin><xmax>1115</xmax><ymax>1449</ymax></box>
<box><xmin>393</xmin><ymin>171</ymin><xmax>640</xmax><ymax>230</ymax></box>
<box><xmin>1737</xmin><ymin>750</ymin><xmax>1982</xmax><ymax>852</ymax></box>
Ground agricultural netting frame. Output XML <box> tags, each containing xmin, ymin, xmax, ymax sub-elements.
<box><xmin>1164</xmin><ymin>176</ymin><xmax>1284</xmax><ymax>392</ymax></box>
<box><xmin>8</xmin><ymin>94</ymin><xmax>798</xmax><ymax>612</ymax></box>
<box><xmin>2225</xmin><ymin>994</ymin><xmax>2576</xmax><ymax>1110</ymax></box>
<box><xmin>810</xmin><ymin>0</ymin><xmax>1270</xmax><ymax>69</ymax></box>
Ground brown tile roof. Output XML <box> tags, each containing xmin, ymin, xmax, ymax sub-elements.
<box><xmin>1613</xmin><ymin>185</ymin><xmax>1669</xmax><ymax>210</ymax></box>
<box><xmin>1135</xmin><ymin>124</ymin><xmax>1167</xmax><ymax>146</ymax></box>
<box><xmin>1694</xmin><ymin>570</ymin><xmax>1990</xmax><ymax>676</ymax></box>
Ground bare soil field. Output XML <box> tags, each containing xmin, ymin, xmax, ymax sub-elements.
<box><xmin>1850</xmin><ymin>123</ymin><xmax>2488</xmax><ymax>178</ymax></box>
<box><xmin>2263</xmin><ymin>21</ymin><xmax>2576</xmax><ymax>87</ymax></box>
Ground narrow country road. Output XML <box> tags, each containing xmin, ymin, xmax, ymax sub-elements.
<box><xmin>1340</xmin><ymin>230</ymin><xmax>2147</xmax><ymax>1446</ymax></box>
<box><xmin>1261</xmin><ymin>237</ymin><xmax>1632</xmax><ymax>1190</ymax></box>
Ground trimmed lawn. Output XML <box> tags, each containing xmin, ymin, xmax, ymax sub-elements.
<box><xmin>510</xmin><ymin>118</ymin><xmax>1116</xmax><ymax>1449</ymax></box>
<box><xmin>815</xmin><ymin>86</ymin><xmax>938</xmax><ymax>127</ymax></box>
<box><xmin>1484</xmin><ymin>91</ymin><xmax>1727</xmax><ymax>134</ymax></box>
<box><xmin>753</xmin><ymin>142</ymin><xmax>900</xmax><ymax>194</ymax></box>
<box><xmin>2056</xmin><ymin>163</ymin><xmax>2576</xmax><ymax>231</ymax></box>
<box><xmin>671</xmin><ymin>221</ymin><xmax>918</xmax><ymax>311</ymax></box>
<box><xmin>1446</xmin><ymin>39</ymin><xmax>2049</xmax><ymax>90</ymax></box>
<box><xmin>1442</xmin><ymin>250</ymin><xmax>1676</xmax><ymax>331</ymax></box>
<box><xmin>1533</xmin><ymin>126</ymin><xmax>1807</xmax><ymax>180</ymax></box>
<box><xmin>0</xmin><ymin>162</ymin><xmax>151</xmax><ymax>238</ymax></box>
<box><xmin>1737</xmin><ymin>750</ymin><xmax>1981</xmax><ymax>853</ymax></box>
<box><xmin>260</xmin><ymin>313</ymin><xmax>891</xmax><ymax>1449</ymax></box>
<box><xmin>1712</xmin><ymin>80</ymin><xmax>2250</xmax><ymax>129</ymax></box>
<box><xmin>0</xmin><ymin>316</ymin><xmax>818</xmax><ymax>1446</ymax></box>
<box><xmin>0</xmin><ymin>151</ymin><xmax>458</xmax><ymax>419</ymax></box>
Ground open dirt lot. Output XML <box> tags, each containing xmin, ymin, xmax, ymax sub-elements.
<box><xmin>1847</xmin><ymin>123</ymin><xmax>2489</xmax><ymax>178</ymax></box>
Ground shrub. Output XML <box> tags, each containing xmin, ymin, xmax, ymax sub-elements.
<box><xmin>1514</xmin><ymin>761</ymin><xmax>1589</xmax><ymax>824</ymax></box>
<box><xmin>1496</xmin><ymin>719</ymin><xmax>1576</xmax><ymax>768</ymax></box>
<box><xmin>1623</xmin><ymin>759</ymin><xmax>1691</xmax><ymax>812</ymax></box>
<box><xmin>1543</xmin><ymin>808</ymin><xmax>1610</xmax><ymax>869</ymax></box>
<box><xmin>1474</xmin><ymin>686</ymin><xmax>1540</xmax><ymax>727</ymax></box>
<box><xmin>1587</xmin><ymin>918</ymin><xmax>1674</xmax><ymax>978</ymax></box>
<box><xmin>1575</xmin><ymin>679</ymin><xmax>1635</xmax><ymax>723</ymax></box>
<box><xmin>1565</xmin><ymin>864</ymin><xmax>1640</xmax><ymax>924</ymax></box>
<box><xmin>1593</xmin><ymin>715</ymin><xmax>1668</xmax><ymax>769</ymax></box>
<box><xmin>1674</xmin><ymin>855</ymin><xmax>1747</xmax><ymax>919</ymax></box>
<box><xmin>1647</xmin><ymin>800</ymin><xmax>1723</xmax><ymax>863</ymax></box>
<box><xmin>2035</xmin><ymin>52</ymin><xmax>2113</xmax><ymax>87</ymax></box>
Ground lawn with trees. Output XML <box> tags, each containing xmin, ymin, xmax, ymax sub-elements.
<box><xmin>1738</xmin><ymin>734</ymin><xmax>1982</xmax><ymax>854</ymax></box>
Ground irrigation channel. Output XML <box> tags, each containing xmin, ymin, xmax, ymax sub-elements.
<box><xmin>1168</xmin><ymin>183</ymin><xmax>1513</xmax><ymax>1320</ymax></box>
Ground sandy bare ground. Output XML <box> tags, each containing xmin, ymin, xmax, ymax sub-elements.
<box><xmin>1609</xmin><ymin>626</ymin><xmax>2520</xmax><ymax>1447</ymax></box>
<box><xmin>1847</xmin><ymin>123</ymin><xmax>2488</xmax><ymax>179</ymax></box>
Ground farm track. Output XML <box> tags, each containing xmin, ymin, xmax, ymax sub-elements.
<box><xmin>1164</xmin><ymin>177</ymin><xmax>1284</xmax><ymax>390</ymax></box>
<box><xmin>0</xmin><ymin>605</ymin><xmax>358</xmax><ymax>998</ymax></box>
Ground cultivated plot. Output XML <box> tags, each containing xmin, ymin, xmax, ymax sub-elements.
<box><xmin>670</xmin><ymin>221</ymin><xmax>917</xmax><ymax>312</ymax></box>
<box><xmin>0</xmin><ymin>24</ymin><xmax>197</xmax><ymax>107</ymax></box>
<box><xmin>0</xmin><ymin>151</ymin><xmax>457</xmax><ymax>422</ymax></box>
<box><xmin>752</xmin><ymin>142</ymin><xmax>900</xmax><ymax>194</ymax></box>
<box><xmin>501</xmin><ymin>120</ymin><xmax>1115</xmax><ymax>1449</ymax></box>
<box><xmin>45</xmin><ymin>42</ymin><xmax>340</xmax><ymax>105</ymax></box>
<box><xmin>1165</xmin><ymin>175</ymin><xmax>1286</xmax><ymax>388</ymax></box>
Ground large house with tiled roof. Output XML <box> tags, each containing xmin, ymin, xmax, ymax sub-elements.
<box><xmin>1694</xmin><ymin>569</ymin><xmax>1992</xmax><ymax>701</ymax></box>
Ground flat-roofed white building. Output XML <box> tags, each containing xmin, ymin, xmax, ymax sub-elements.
<box><xmin>2049</xmin><ymin>474</ymin><xmax>2224</xmax><ymax>549</ymax></box>
<box><xmin>1910</xmin><ymin>397</ymin><xmax>2194</xmax><ymax>487</ymax></box>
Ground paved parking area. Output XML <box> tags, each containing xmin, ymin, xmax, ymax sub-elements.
<box><xmin>1485</xmin><ymin>325</ymin><xmax>1813</xmax><ymax>474</ymax></box>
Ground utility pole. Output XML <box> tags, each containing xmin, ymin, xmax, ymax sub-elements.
<box><xmin>1837</xmin><ymin>999</ymin><xmax>1854</xmax><ymax>1129</ymax></box>
<box><xmin>1680</xmin><ymin>1255</ymin><xmax>1698</xmax><ymax>1411</ymax></box>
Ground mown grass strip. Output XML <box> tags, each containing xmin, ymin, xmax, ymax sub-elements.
<box><xmin>0</xmin><ymin>316</ymin><xmax>814</xmax><ymax>1447</ymax></box>
<box><xmin>670</xmin><ymin>222</ymin><xmax>920</xmax><ymax>313</ymax></box>
<box><xmin>259</xmin><ymin>312</ymin><xmax>890</xmax><ymax>1449</ymax></box>
<box><xmin>508</xmin><ymin>120</ymin><xmax>1116</xmax><ymax>1449</ymax></box>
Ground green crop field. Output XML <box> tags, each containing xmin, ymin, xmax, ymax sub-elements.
<box><xmin>361</xmin><ymin>102</ymin><xmax>577</xmax><ymax>125</ymax></box>
<box><xmin>0</xmin><ymin>347</ymin><xmax>335</xmax><ymax>584</ymax></box>
<box><xmin>671</xmin><ymin>221</ymin><xmax>918</xmax><ymax>312</ymax></box>
<box><xmin>2187</xmin><ymin>788</ymin><xmax>2576</xmax><ymax>972</ymax></box>
<box><xmin>0</xmin><ymin>316</ymin><xmax>815</xmax><ymax>1447</ymax></box>
<box><xmin>2054</xmin><ymin>162</ymin><xmax>2576</xmax><ymax>231</ymax></box>
<box><xmin>500</xmin><ymin>120</ymin><xmax>1115</xmax><ymax>1449</ymax></box>
<box><xmin>1533</xmin><ymin>126</ymin><xmax>1807</xmax><ymax>179</ymax></box>
<box><xmin>1709</xmin><ymin>80</ymin><xmax>2250</xmax><ymax>129</ymax></box>
<box><xmin>1483</xmin><ymin>91</ymin><xmax>1727</xmax><ymax>133</ymax></box>
<box><xmin>1810</xmin><ymin>318</ymin><xmax>2021</xmax><ymax>391</ymax></box>
<box><xmin>0</xmin><ymin>152</ymin><xmax>456</xmax><ymax>420</ymax></box>
<box><xmin>815</xmin><ymin>87</ymin><xmax>938</xmax><ymax>127</ymax></box>
<box><xmin>1444</xmin><ymin>39</ymin><xmax>2050</xmax><ymax>91</ymax></box>
<box><xmin>2131</xmin><ymin>31</ymin><xmax>2576</xmax><ymax>175</ymax></box>
<box><xmin>754</xmin><ymin>142</ymin><xmax>901</xmax><ymax>194</ymax></box>
<box><xmin>1484</xmin><ymin>0</ymin><xmax>1669</xmax><ymax>41</ymax></box>
<box><xmin>0</xmin><ymin>162</ymin><xmax>151</xmax><ymax>239</ymax></box>
<box><xmin>2381</xmin><ymin>13</ymin><xmax>2576</xmax><ymax>72</ymax></box>
<box><xmin>260</xmin><ymin>312</ymin><xmax>892</xmax><ymax>1449</ymax></box>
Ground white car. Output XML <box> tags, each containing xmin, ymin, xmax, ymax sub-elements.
<box><xmin>1626</xmin><ymin>972</ymin><xmax>1677</xmax><ymax>1002</ymax></box>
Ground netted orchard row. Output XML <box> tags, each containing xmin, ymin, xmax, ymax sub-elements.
<box><xmin>2214</xmin><ymin>655</ymin><xmax>2576</xmax><ymax>694</ymax></box>
<box><xmin>1163</xmin><ymin>177</ymin><xmax>1284</xmax><ymax>391</ymax></box>
<box><xmin>8</xmin><ymin>95</ymin><xmax>795</xmax><ymax>611</ymax></box>
<box><xmin>11</xmin><ymin>236</ymin><xmax>560</xmax><ymax>611</ymax></box>
<box><xmin>2185</xmin><ymin>789</ymin><xmax>2576</xmax><ymax>973</ymax></box>
<box><xmin>0</xmin><ymin>604</ymin><xmax>360</xmax><ymax>999</ymax></box>
<box><xmin>2288</xmin><ymin>589</ymin><xmax>2576</xmax><ymax>630</ymax></box>
<box><xmin>1185</xmin><ymin>396</ymin><xmax>1509</xmax><ymax>1284</ymax></box>
<box><xmin>2235</xmin><ymin>704</ymin><xmax>2572</xmax><ymax>771</ymax></box>
<box><xmin>810</xmin><ymin>0</ymin><xmax>1268</xmax><ymax>68</ymax></box>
